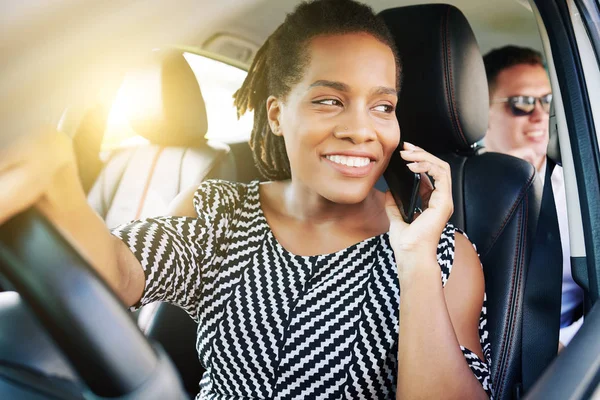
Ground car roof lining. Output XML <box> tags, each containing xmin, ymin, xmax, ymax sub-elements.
<box><xmin>203</xmin><ymin>0</ymin><xmax>545</xmax><ymax>63</ymax></box>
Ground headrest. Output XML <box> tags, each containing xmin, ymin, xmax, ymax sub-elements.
<box><xmin>379</xmin><ymin>4</ymin><xmax>489</xmax><ymax>153</ymax></box>
<box><xmin>119</xmin><ymin>49</ymin><xmax>208</xmax><ymax>147</ymax></box>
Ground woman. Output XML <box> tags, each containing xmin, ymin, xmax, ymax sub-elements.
<box><xmin>0</xmin><ymin>0</ymin><xmax>492</xmax><ymax>398</ymax></box>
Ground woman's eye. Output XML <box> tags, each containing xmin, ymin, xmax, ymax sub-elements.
<box><xmin>373</xmin><ymin>104</ymin><xmax>395</xmax><ymax>113</ymax></box>
<box><xmin>314</xmin><ymin>99</ymin><xmax>343</xmax><ymax>107</ymax></box>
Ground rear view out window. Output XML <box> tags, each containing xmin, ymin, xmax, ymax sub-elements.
<box><xmin>184</xmin><ymin>53</ymin><xmax>253</xmax><ymax>143</ymax></box>
<box><xmin>102</xmin><ymin>52</ymin><xmax>253</xmax><ymax>154</ymax></box>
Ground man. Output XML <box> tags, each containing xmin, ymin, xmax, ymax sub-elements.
<box><xmin>483</xmin><ymin>45</ymin><xmax>584</xmax><ymax>349</ymax></box>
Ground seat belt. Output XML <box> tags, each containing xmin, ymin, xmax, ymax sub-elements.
<box><xmin>521</xmin><ymin>158</ymin><xmax>563</xmax><ymax>394</ymax></box>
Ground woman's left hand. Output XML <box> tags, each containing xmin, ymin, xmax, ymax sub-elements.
<box><xmin>385</xmin><ymin>142</ymin><xmax>453</xmax><ymax>273</ymax></box>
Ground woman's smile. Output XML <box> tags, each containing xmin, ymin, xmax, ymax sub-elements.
<box><xmin>322</xmin><ymin>151</ymin><xmax>377</xmax><ymax>177</ymax></box>
<box><xmin>323</xmin><ymin>155</ymin><xmax>375</xmax><ymax>177</ymax></box>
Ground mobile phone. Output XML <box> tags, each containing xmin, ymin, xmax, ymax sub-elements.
<box><xmin>383</xmin><ymin>143</ymin><xmax>421</xmax><ymax>223</ymax></box>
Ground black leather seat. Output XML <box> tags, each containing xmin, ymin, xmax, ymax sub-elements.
<box><xmin>380</xmin><ymin>5</ymin><xmax>558</xmax><ymax>399</ymax></box>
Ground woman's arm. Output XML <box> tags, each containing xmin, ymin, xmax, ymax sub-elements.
<box><xmin>444</xmin><ymin>233</ymin><xmax>486</xmax><ymax>361</ymax></box>
<box><xmin>386</xmin><ymin>143</ymin><xmax>488</xmax><ymax>399</ymax></box>
<box><xmin>0</xmin><ymin>131</ymin><xmax>145</xmax><ymax>306</ymax></box>
<box><xmin>395</xmin><ymin>233</ymin><xmax>487</xmax><ymax>399</ymax></box>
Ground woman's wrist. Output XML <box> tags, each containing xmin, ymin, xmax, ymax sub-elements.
<box><xmin>395</xmin><ymin>253</ymin><xmax>439</xmax><ymax>287</ymax></box>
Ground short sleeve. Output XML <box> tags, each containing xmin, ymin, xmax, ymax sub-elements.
<box><xmin>437</xmin><ymin>225</ymin><xmax>494</xmax><ymax>399</ymax></box>
<box><xmin>111</xmin><ymin>180</ymin><xmax>243</xmax><ymax>321</ymax></box>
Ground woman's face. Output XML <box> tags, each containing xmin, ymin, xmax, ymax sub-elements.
<box><xmin>268</xmin><ymin>32</ymin><xmax>400</xmax><ymax>204</ymax></box>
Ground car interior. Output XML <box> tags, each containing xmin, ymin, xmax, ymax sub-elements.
<box><xmin>0</xmin><ymin>0</ymin><xmax>599</xmax><ymax>399</ymax></box>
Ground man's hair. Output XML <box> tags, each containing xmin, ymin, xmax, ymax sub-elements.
<box><xmin>483</xmin><ymin>45</ymin><xmax>544</xmax><ymax>96</ymax></box>
<box><xmin>233</xmin><ymin>0</ymin><xmax>400</xmax><ymax>181</ymax></box>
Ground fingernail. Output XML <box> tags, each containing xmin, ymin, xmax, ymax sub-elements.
<box><xmin>404</xmin><ymin>142</ymin><xmax>417</xmax><ymax>150</ymax></box>
<box><xmin>407</xmin><ymin>162</ymin><xmax>419</xmax><ymax>167</ymax></box>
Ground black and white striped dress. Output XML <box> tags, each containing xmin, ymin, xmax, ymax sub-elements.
<box><xmin>112</xmin><ymin>180</ymin><xmax>493</xmax><ymax>399</ymax></box>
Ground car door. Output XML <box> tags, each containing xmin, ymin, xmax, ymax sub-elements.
<box><xmin>526</xmin><ymin>0</ymin><xmax>600</xmax><ymax>397</ymax></box>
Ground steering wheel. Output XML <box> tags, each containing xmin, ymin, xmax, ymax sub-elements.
<box><xmin>0</xmin><ymin>208</ymin><xmax>188</xmax><ymax>399</ymax></box>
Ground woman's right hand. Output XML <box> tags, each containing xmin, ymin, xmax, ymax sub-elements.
<box><xmin>0</xmin><ymin>130</ymin><xmax>145</xmax><ymax>305</ymax></box>
<box><xmin>0</xmin><ymin>130</ymin><xmax>78</xmax><ymax>226</ymax></box>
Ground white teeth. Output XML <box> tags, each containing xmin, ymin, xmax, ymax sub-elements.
<box><xmin>326</xmin><ymin>155</ymin><xmax>370</xmax><ymax>167</ymax></box>
<box><xmin>526</xmin><ymin>130</ymin><xmax>544</xmax><ymax>138</ymax></box>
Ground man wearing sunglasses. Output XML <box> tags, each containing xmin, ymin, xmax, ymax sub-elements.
<box><xmin>483</xmin><ymin>45</ymin><xmax>584</xmax><ymax>351</ymax></box>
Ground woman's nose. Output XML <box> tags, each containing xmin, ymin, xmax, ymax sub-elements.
<box><xmin>333</xmin><ymin>112</ymin><xmax>376</xmax><ymax>143</ymax></box>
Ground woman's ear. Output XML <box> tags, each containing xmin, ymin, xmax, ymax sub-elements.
<box><xmin>266</xmin><ymin>95</ymin><xmax>283</xmax><ymax>136</ymax></box>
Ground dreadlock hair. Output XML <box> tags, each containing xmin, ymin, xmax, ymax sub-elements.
<box><xmin>483</xmin><ymin>45</ymin><xmax>545</xmax><ymax>98</ymax></box>
<box><xmin>234</xmin><ymin>0</ymin><xmax>401</xmax><ymax>181</ymax></box>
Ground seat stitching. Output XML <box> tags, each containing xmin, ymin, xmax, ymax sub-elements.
<box><xmin>500</xmin><ymin>198</ymin><xmax>527</xmax><ymax>397</ymax></box>
<box><xmin>494</xmin><ymin>205</ymin><xmax>520</xmax><ymax>387</ymax></box>
<box><xmin>480</xmin><ymin>170</ymin><xmax>535</xmax><ymax>257</ymax></box>
<box><xmin>495</xmin><ymin>201</ymin><xmax>525</xmax><ymax>398</ymax></box>
<box><xmin>506</xmin><ymin>200</ymin><xmax>529</xmax><ymax>396</ymax></box>
<box><xmin>445</xmin><ymin>6</ymin><xmax>469</xmax><ymax>148</ymax></box>
<box><xmin>441</xmin><ymin>8</ymin><xmax>451</xmax><ymax>137</ymax></box>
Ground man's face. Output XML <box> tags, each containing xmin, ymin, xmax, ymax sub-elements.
<box><xmin>486</xmin><ymin>63</ymin><xmax>552</xmax><ymax>171</ymax></box>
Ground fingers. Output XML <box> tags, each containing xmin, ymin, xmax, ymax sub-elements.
<box><xmin>0</xmin><ymin>131</ymin><xmax>74</xmax><ymax>225</ymax></box>
<box><xmin>401</xmin><ymin>143</ymin><xmax>449</xmax><ymax>182</ymax></box>
<box><xmin>0</xmin><ymin>131</ymin><xmax>68</xmax><ymax>174</ymax></box>
<box><xmin>406</xmin><ymin>161</ymin><xmax>448</xmax><ymax>189</ymax></box>
<box><xmin>404</xmin><ymin>162</ymin><xmax>451</xmax><ymax>198</ymax></box>
<box><xmin>398</xmin><ymin>142</ymin><xmax>453</xmax><ymax>215</ymax></box>
<box><xmin>400</xmin><ymin>143</ymin><xmax>448</xmax><ymax>169</ymax></box>
<box><xmin>0</xmin><ymin>136</ymin><xmax>29</xmax><ymax>174</ymax></box>
<box><xmin>0</xmin><ymin>165</ymin><xmax>50</xmax><ymax>225</ymax></box>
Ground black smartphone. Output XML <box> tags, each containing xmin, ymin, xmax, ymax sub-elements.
<box><xmin>383</xmin><ymin>143</ymin><xmax>421</xmax><ymax>223</ymax></box>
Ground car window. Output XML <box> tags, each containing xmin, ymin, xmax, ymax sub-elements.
<box><xmin>101</xmin><ymin>52</ymin><xmax>253</xmax><ymax>155</ymax></box>
<box><xmin>183</xmin><ymin>52</ymin><xmax>253</xmax><ymax>143</ymax></box>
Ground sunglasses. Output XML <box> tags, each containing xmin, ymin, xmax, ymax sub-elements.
<box><xmin>493</xmin><ymin>94</ymin><xmax>553</xmax><ymax>116</ymax></box>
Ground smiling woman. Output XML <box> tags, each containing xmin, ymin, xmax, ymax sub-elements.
<box><xmin>113</xmin><ymin>0</ymin><xmax>491</xmax><ymax>398</ymax></box>
<box><xmin>263</xmin><ymin>32</ymin><xmax>400</xmax><ymax>203</ymax></box>
<box><xmin>233</xmin><ymin>1</ymin><xmax>401</xmax><ymax>182</ymax></box>
<box><xmin>0</xmin><ymin>0</ymin><xmax>491</xmax><ymax>399</ymax></box>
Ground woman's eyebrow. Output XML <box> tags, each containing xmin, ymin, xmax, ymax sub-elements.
<box><xmin>308</xmin><ymin>80</ymin><xmax>397</xmax><ymax>97</ymax></box>
<box><xmin>372</xmin><ymin>86</ymin><xmax>398</xmax><ymax>96</ymax></box>
<box><xmin>308</xmin><ymin>80</ymin><xmax>349</xmax><ymax>92</ymax></box>
<box><xmin>373</xmin><ymin>86</ymin><xmax>398</xmax><ymax>96</ymax></box>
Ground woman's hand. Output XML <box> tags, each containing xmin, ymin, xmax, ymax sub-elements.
<box><xmin>0</xmin><ymin>130</ymin><xmax>77</xmax><ymax>225</ymax></box>
<box><xmin>0</xmin><ymin>130</ymin><xmax>145</xmax><ymax>305</ymax></box>
<box><xmin>384</xmin><ymin>142</ymin><xmax>453</xmax><ymax>276</ymax></box>
<box><xmin>386</xmin><ymin>144</ymin><xmax>489</xmax><ymax>399</ymax></box>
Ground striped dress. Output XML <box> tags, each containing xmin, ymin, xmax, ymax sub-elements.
<box><xmin>112</xmin><ymin>179</ymin><xmax>493</xmax><ymax>399</ymax></box>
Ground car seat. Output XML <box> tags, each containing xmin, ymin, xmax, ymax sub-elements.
<box><xmin>380</xmin><ymin>4</ymin><xmax>560</xmax><ymax>398</ymax></box>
